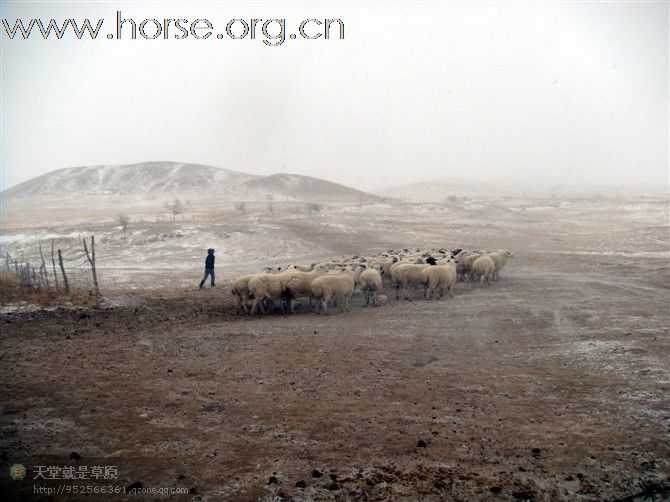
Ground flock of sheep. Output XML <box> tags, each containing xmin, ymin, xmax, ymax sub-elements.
<box><xmin>231</xmin><ymin>248</ymin><xmax>512</xmax><ymax>315</ymax></box>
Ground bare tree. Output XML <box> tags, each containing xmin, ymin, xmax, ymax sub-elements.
<box><xmin>234</xmin><ymin>201</ymin><xmax>246</xmax><ymax>214</ymax></box>
<box><xmin>265</xmin><ymin>194</ymin><xmax>274</xmax><ymax>217</ymax></box>
<box><xmin>165</xmin><ymin>199</ymin><xmax>185</xmax><ymax>221</ymax></box>
<box><xmin>116</xmin><ymin>215</ymin><xmax>131</xmax><ymax>238</ymax></box>
<box><xmin>306</xmin><ymin>202</ymin><xmax>322</xmax><ymax>219</ymax></box>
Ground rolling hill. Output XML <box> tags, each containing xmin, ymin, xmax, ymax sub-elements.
<box><xmin>2</xmin><ymin>162</ymin><xmax>379</xmax><ymax>203</ymax></box>
<box><xmin>374</xmin><ymin>178</ymin><xmax>507</xmax><ymax>202</ymax></box>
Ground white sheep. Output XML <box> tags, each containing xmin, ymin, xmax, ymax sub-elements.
<box><xmin>359</xmin><ymin>265</ymin><xmax>383</xmax><ymax>306</ymax></box>
<box><xmin>231</xmin><ymin>274</ymin><xmax>257</xmax><ymax>314</ymax></box>
<box><xmin>487</xmin><ymin>249</ymin><xmax>512</xmax><ymax>281</ymax></box>
<box><xmin>472</xmin><ymin>255</ymin><xmax>495</xmax><ymax>285</ymax></box>
<box><xmin>310</xmin><ymin>268</ymin><xmax>356</xmax><ymax>315</ymax></box>
<box><xmin>351</xmin><ymin>263</ymin><xmax>366</xmax><ymax>285</ymax></box>
<box><xmin>247</xmin><ymin>271</ymin><xmax>294</xmax><ymax>315</ymax></box>
<box><xmin>283</xmin><ymin>264</ymin><xmax>329</xmax><ymax>314</ymax></box>
<box><xmin>262</xmin><ymin>266</ymin><xmax>283</xmax><ymax>274</ymax></box>
<box><xmin>498</xmin><ymin>249</ymin><xmax>512</xmax><ymax>268</ymax></box>
<box><xmin>321</xmin><ymin>262</ymin><xmax>345</xmax><ymax>271</ymax></box>
<box><xmin>391</xmin><ymin>263</ymin><xmax>429</xmax><ymax>300</ymax></box>
<box><xmin>389</xmin><ymin>258</ymin><xmax>405</xmax><ymax>275</ymax></box>
<box><xmin>420</xmin><ymin>259</ymin><xmax>457</xmax><ymax>299</ymax></box>
<box><xmin>369</xmin><ymin>257</ymin><xmax>398</xmax><ymax>283</ymax></box>
<box><xmin>291</xmin><ymin>263</ymin><xmax>317</xmax><ymax>272</ymax></box>
<box><xmin>454</xmin><ymin>251</ymin><xmax>483</xmax><ymax>282</ymax></box>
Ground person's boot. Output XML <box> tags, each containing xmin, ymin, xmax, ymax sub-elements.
<box><xmin>199</xmin><ymin>280</ymin><xmax>205</xmax><ymax>289</ymax></box>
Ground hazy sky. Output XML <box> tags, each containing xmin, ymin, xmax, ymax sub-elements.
<box><xmin>1</xmin><ymin>1</ymin><xmax>668</xmax><ymax>192</ymax></box>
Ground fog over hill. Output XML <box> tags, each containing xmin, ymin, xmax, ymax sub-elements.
<box><xmin>1</xmin><ymin>162</ymin><xmax>379</xmax><ymax>203</ymax></box>
<box><xmin>375</xmin><ymin>177</ymin><xmax>668</xmax><ymax>202</ymax></box>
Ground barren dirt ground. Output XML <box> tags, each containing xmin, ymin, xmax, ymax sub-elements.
<box><xmin>1</xmin><ymin>197</ymin><xmax>669</xmax><ymax>501</ymax></box>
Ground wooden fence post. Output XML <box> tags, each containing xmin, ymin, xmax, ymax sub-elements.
<box><xmin>51</xmin><ymin>240</ymin><xmax>59</xmax><ymax>289</ymax></box>
<box><xmin>39</xmin><ymin>244</ymin><xmax>50</xmax><ymax>288</ymax></box>
<box><xmin>83</xmin><ymin>235</ymin><xmax>100</xmax><ymax>304</ymax></box>
<box><xmin>57</xmin><ymin>249</ymin><xmax>69</xmax><ymax>293</ymax></box>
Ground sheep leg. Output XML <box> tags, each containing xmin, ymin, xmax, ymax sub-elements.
<box><xmin>394</xmin><ymin>282</ymin><xmax>400</xmax><ymax>300</ymax></box>
<box><xmin>250</xmin><ymin>298</ymin><xmax>260</xmax><ymax>315</ymax></box>
<box><xmin>448</xmin><ymin>286</ymin><xmax>453</xmax><ymax>298</ymax></box>
<box><xmin>424</xmin><ymin>287</ymin><xmax>430</xmax><ymax>300</ymax></box>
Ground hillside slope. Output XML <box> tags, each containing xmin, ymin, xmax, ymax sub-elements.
<box><xmin>2</xmin><ymin>162</ymin><xmax>378</xmax><ymax>202</ymax></box>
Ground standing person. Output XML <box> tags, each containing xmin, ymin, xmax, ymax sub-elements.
<box><xmin>199</xmin><ymin>248</ymin><xmax>216</xmax><ymax>289</ymax></box>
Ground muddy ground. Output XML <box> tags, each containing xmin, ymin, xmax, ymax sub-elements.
<box><xmin>0</xmin><ymin>195</ymin><xmax>669</xmax><ymax>500</ymax></box>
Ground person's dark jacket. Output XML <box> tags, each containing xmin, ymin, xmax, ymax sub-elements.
<box><xmin>205</xmin><ymin>253</ymin><xmax>215</xmax><ymax>269</ymax></box>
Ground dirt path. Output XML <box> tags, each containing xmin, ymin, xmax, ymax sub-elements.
<box><xmin>1</xmin><ymin>252</ymin><xmax>669</xmax><ymax>501</ymax></box>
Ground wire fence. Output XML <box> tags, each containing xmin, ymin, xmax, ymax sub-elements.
<box><xmin>2</xmin><ymin>236</ymin><xmax>100</xmax><ymax>300</ymax></box>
